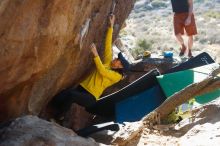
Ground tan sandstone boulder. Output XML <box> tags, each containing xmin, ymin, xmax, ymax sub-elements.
<box><xmin>0</xmin><ymin>0</ymin><xmax>136</xmax><ymax>122</ymax></box>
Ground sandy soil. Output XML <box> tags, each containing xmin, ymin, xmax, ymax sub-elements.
<box><xmin>120</xmin><ymin>0</ymin><xmax>220</xmax><ymax>62</ymax></box>
<box><xmin>126</xmin><ymin>98</ymin><xmax>220</xmax><ymax>146</ymax></box>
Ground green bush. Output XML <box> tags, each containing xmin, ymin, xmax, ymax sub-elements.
<box><xmin>131</xmin><ymin>39</ymin><xmax>153</xmax><ymax>59</ymax></box>
<box><xmin>137</xmin><ymin>39</ymin><xmax>153</xmax><ymax>50</ymax></box>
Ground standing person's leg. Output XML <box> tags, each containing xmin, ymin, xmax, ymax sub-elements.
<box><xmin>175</xmin><ymin>33</ymin><xmax>187</xmax><ymax>56</ymax></box>
<box><xmin>185</xmin><ymin>14</ymin><xmax>197</xmax><ymax>58</ymax></box>
<box><xmin>173</xmin><ymin>13</ymin><xmax>187</xmax><ymax>56</ymax></box>
<box><xmin>175</xmin><ymin>34</ymin><xmax>184</xmax><ymax>45</ymax></box>
<box><xmin>188</xmin><ymin>35</ymin><xmax>193</xmax><ymax>57</ymax></box>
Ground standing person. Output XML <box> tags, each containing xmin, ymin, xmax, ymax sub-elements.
<box><xmin>51</xmin><ymin>14</ymin><xmax>130</xmax><ymax>115</ymax></box>
<box><xmin>171</xmin><ymin>0</ymin><xmax>197</xmax><ymax>58</ymax></box>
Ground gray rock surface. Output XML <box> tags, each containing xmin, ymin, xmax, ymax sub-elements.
<box><xmin>0</xmin><ymin>115</ymin><xmax>106</xmax><ymax>146</ymax></box>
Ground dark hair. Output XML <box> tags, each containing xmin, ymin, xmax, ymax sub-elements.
<box><xmin>112</xmin><ymin>68</ymin><xmax>126</xmax><ymax>78</ymax></box>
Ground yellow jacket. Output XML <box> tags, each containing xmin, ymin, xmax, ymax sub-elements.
<box><xmin>80</xmin><ymin>27</ymin><xmax>122</xmax><ymax>100</ymax></box>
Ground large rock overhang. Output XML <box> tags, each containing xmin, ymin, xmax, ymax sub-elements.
<box><xmin>0</xmin><ymin>0</ymin><xmax>136</xmax><ymax>122</ymax></box>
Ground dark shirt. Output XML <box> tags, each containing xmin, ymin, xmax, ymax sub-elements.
<box><xmin>171</xmin><ymin>0</ymin><xmax>189</xmax><ymax>13</ymax></box>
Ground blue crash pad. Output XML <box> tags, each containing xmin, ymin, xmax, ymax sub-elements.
<box><xmin>115</xmin><ymin>85</ymin><xmax>166</xmax><ymax>123</ymax></box>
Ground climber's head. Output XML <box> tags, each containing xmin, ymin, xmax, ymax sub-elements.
<box><xmin>111</xmin><ymin>52</ymin><xmax>130</xmax><ymax>73</ymax></box>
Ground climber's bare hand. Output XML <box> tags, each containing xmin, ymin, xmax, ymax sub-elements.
<box><xmin>90</xmin><ymin>43</ymin><xmax>98</xmax><ymax>57</ymax></box>
<box><xmin>109</xmin><ymin>14</ymin><xmax>115</xmax><ymax>27</ymax></box>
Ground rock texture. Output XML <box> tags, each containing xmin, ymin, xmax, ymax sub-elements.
<box><xmin>0</xmin><ymin>0</ymin><xmax>136</xmax><ymax>122</ymax></box>
<box><xmin>0</xmin><ymin>115</ymin><xmax>105</xmax><ymax>146</ymax></box>
<box><xmin>62</xmin><ymin>103</ymin><xmax>95</xmax><ymax>131</ymax></box>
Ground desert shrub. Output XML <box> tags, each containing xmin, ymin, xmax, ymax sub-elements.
<box><xmin>198</xmin><ymin>27</ymin><xmax>220</xmax><ymax>44</ymax></box>
<box><xmin>194</xmin><ymin>0</ymin><xmax>205</xmax><ymax>3</ymax></box>
<box><xmin>137</xmin><ymin>39</ymin><xmax>153</xmax><ymax>50</ymax></box>
<box><xmin>198</xmin><ymin>37</ymin><xmax>208</xmax><ymax>44</ymax></box>
<box><xmin>131</xmin><ymin>39</ymin><xmax>154</xmax><ymax>58</ymax></box>
<box><xmin>208</xmin><ymin>33</ymin><xmax>220</xmax><ymax>44</ymax></box>
<box><xmin>120</xmin><ymin>29</ymin><xmax>128</xmax><ymax>37</ymax></box>
<box><xmin>151</xmin><ymin>0</ymin><xmax>167</xmax><ymax>9</ymax></box>
<box><xmin>204</xmin><ymin>10</ymin><xmax>220</xmax><ymax>19</ymax></box>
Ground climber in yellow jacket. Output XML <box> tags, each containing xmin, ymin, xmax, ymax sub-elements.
<box><xmin>51</xmin><ymin>14</ymin><xmax>130</xmax><ymax>113</ymax></box>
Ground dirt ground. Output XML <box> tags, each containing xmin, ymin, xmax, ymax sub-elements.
<box><xmin>126</xmin><ymin>98</ymin><xmax>220</xmax><ymax>146</ymax></box>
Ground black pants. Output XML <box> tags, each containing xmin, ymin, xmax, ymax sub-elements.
<box><xmin>51</xmin><ymin>86</ymin><xmax>96</xmax><ymax>114</ymax></box>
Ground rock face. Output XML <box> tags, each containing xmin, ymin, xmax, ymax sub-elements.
<box><xmin>0</xmin><ymin>115</ymin><xmax>105</xmax><ymax>146</ymax></box>
<box><xmin>0</xmin><ymin>0</ymin><xmax>136</xmax><ymax>122</ymax></box>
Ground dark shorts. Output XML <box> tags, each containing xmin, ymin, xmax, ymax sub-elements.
<box><xmin>173</xmin><ymin>13</ymin><xmax>197</xmax><ymax>36</ymax></box>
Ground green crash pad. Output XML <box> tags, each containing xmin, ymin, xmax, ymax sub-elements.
<box><xmin>157</xmin><ymin>63</ymin><xmax>220</xmax><ymax>104</ymax></box>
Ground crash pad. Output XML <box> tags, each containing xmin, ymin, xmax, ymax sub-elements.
<box><xmin>157</xmin><ymin>63</ymin><xmax>220</xmax><ymax>104</ymax></box>
<box><xmin>164</xmin><ymin>52</ymin><xmax>215</xmax><ymax>74</ymax></box>
<box><xmin>76</xmin><ymin>121</ymin><xmax>120</xmax><ymax>137</ymax></box>
<box><xmin>86</xmin><ymin>69</ymin><xmax>160</xmax><ymax>117</ymax></box>
<box><xmin>115</xmin><ymin>85</ymin><xmax>166</xmax><ymax>123</ymax></box>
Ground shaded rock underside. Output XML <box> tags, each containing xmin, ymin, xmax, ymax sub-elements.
<box><xmin>0</xmin><ymin>0</ymin><xmax>136</xmax><ymax>122</ymax></box>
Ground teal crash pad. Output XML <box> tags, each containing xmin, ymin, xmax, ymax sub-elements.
<box><xmin>157</xmin><ymin>63</ymin><xmax>220</xmax><ymax>104</ymax></box>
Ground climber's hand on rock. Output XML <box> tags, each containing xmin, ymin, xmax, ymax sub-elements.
<box><xmin>109</xmin><ymin>14</ymin><xmax>115</xmax><ymax>27</ymax></box>
<box><xmin>90</xmin><ymin>43</ymin><xmax>98</xmax><ymax>57</ymax></box>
